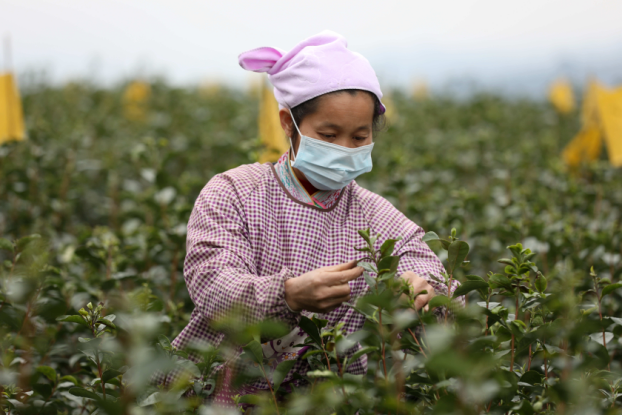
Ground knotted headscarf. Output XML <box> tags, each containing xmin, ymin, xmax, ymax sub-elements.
<box><xmin>238</xmin><ymin>30</ymin><xmax>386</xmax><ymax>114</ymax></box>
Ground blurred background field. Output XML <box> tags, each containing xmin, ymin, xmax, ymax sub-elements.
<box><xmin>2</xmin><ymin>77</ymin><xmax>619</xmax><ymax>278</ymax></box>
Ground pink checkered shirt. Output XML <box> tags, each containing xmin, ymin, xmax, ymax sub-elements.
<box><xmin>166</xmin><ymin>157</ymin><xmax>460</xmax><ymax>405</ymax></box>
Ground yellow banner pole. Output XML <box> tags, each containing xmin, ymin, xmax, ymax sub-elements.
<box><xmin>4</xmin><ymin>35</ymin><xmax>11</xmax><ymax>141</ymax></box>
<box><xmin>0</xmin><ymin>35</ymin><xmax>26</xmax><ymax>144</ymax></box>
<box><xmin>258</xmin><ymin>77</ymin><xmax>289</xmax><ymax>163</ymax></box>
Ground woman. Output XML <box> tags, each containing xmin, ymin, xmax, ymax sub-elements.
<box><xmin>168</xmin><ymin>30</ymin><xmax>461</xmax><ymax>408</ymax></box>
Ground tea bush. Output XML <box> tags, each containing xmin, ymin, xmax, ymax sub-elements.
<box><xmin>1</xmin><ymin>80</ymin><xmax>621</xmax><ymax>414</ymax></box>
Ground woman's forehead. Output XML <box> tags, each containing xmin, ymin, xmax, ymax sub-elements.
<box><xmin>310</xmin><ymin>92</ymin><xmax>375</xmax><ymax>121</ymax></box>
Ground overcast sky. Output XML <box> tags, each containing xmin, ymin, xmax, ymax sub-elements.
<box><xmin>2</xmin><ymin>0</ymin><xmax>621</xmax><ymax>94</ymax></box>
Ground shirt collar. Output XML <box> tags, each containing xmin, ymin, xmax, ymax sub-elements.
<box><xmin>273</xmin><ymin>149</ymin><xmax>342</xmax><ymax>210</ymax></box>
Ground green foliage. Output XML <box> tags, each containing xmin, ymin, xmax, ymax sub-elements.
<box><xmin>1</xmin><ymin>82</ymin><xmax>621</xmax><ymax>414</ymax></box>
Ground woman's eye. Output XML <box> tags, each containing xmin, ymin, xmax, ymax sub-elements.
<box><xmin>354</xmin><ymin>136</ymin><xmax>368</xmax><ymax>141</ymax></box>
<box><xmin>321</xmin><ymin>134</ymin><xmax>336</xmax><ymax>139</ymax></box>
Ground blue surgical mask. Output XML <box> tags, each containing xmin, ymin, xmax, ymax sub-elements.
<box><xmin>288</xmin><ymin>110</ymin><xmax>374</xmax><ymax>191</ymax></box>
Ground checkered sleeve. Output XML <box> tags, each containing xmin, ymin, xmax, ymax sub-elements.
<box><xmin>184</xmin><ymin>173</ymin><xmax>302</xmax><ymax>336</ymax></box>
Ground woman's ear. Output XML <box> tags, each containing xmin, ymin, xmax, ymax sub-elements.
<box><xmin>279</xmin><ymin>108</ymin><xmax>294</xmax><ymax>139</ymax></box>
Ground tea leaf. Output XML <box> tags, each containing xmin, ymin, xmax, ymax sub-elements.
<box><xmin>422</xmin><ymin>232</ymin><xmax>451</xmax><ymax>250</ymax></box>
<box><xmin>16</xmin><ymin>234</ymin><xmax>41</xmax><ymax>252</ymax></box>
<box><xmin>447</xmin><ymin>240</ymin><xmax>469</xmax><ymax>274</ymax></box>
<box><xmin>535</xmin><ymin>275</ymin><xmax>547</xmax><ymax>293</ymax></box>
<box><xmin>138</xmin><ymin>391</ymin><xmax>160</xmax><ymax>407</ymax></box>
<box><xmin>37</xmin><ymin>366</ymin><xmax>57</xmax><ymax>382</ymax></box>
<box><xmin>378</xmin><ymin>256</ymin><xmax>399</xmax><ymax>274</ymax></box>
<box><xmin>56</xmin><ymin>315</ymin><xmax>89</xmax><ymax>328</ymax></box>
<box><xmin>489</xmin><ymin>274</ymin><xmax>514</xmax><ymax>292</ymax></box>
<box><xmin>358</xmin><ymin>262</ymin><xmax>377</xmax><ymax>274</ymax></box>
<box><xmin>519</xmin><ymin>370</ymin><xmax>543</xmax><ymax>386</ymax></box>
<box><xmin>380</xmin><ymin>238</ymin><xmax>398</xmax><ymax>258</ymax></box>
<box><xmin>428</xmin><ymin>295</ymin><xmax>450</xmax><ymax>309</ymax></box>
<box><xmin>601</xmin><ymin>283</ymin><xmax>622</xmax><ymax>299</ymax></box>
<box><xmin>273</xmin><ymin>359</ymin><xmax>296</xmax><ymax>391</ymax></box>
<box><xmin>97</xmin><ymin>318</ymin><xmax>117</xmax><ymax>330</ymax></box>
<box><xmin>60</xmin><ymin>375</ymin><xmax>78</xmax><ymax>385</ymax></box>
<box><xmin>357</xmin><ymin>229</ymin><xmax>371</xmax><ymax>245</ymax></box>
<box><xmin>158</xmin><ymin>335</ymin><xmax>172</xmax><ymax>350</ymax></box>
<box><xmin>299</xmin><ymin>316</ymin><xmax>323</xmax><ymax>347</ymax></box>
<box><xmin>452</xmin><ymin>280</ymin><xmax>489</xmax><ymax>298</ymax></box>
<box><xmin>0</xmin><ymin>238</ymin><xmax>13</xmax><ymax>252</ymax></box>
<box><xmin>242</xmin><ymin>340</ymin><xmax>264</xmax><ymax>365</ymax></box>
<box><xmin>69</xmin><ymin>387</ymin><xmax>101</xmax><ymax>401</ymax></box>
<box><xmin>102</xmin><ymin>369</ymin><xmax>122</xmax><ymax>384</ymax></box>
<box><xmin>363</xmin><ymin>271</ymin><xmax>377</xmax><ymax>292</ymax></box>
<box><xmin>464</xmin><ymin>274</ymin><xmax>486</xmax><ymax>282</ymax></box>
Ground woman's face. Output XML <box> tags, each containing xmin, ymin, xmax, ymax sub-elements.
<box><xmin>280</xmin><ymin>91</ymin><xmax>375</xmax><ymax>151</ymax></box>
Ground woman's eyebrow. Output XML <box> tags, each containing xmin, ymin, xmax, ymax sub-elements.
<box><xmin>317</xmin><ymin>122</ymin><xmax>371</xmax><ymax>131</ymax></box>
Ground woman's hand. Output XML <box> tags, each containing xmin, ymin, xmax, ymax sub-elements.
<box><xmin>399</xmin><ymin>271</ymin><xmax>435</xmax><ymax>311</ymax></box>
<box><xmin>284</xmin><ymin>260</ymin><xmax>363</xmax><ymax>314</ymax></box>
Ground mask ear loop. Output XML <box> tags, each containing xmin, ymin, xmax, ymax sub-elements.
<box><xmin>288</xmin><ymin>108</ymin><xmax>303</xmax><ymax>162</ymax></box>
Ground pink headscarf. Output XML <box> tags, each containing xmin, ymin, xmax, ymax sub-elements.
<box><xmin>238</xmin><ymin>30</ymin><xmax>386</xmax><ymax>114</ymax></box>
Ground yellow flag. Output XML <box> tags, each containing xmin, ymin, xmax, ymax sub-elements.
<box><xmin>548</xmin><ymin>79</ymin><xmax>575</xmax><ymax>114</ymax></box>
<box><xmin>258</xmin><ymin>80</ymin><xmax>289</xmax><ymax>163</ymax></box>
<box><xmin>562</xmin><ymin>81</ymin><xmax>602</xmax><ymax>168</ymax></box>
<box><xmin>581</xmin><ymin>80</ymin><xmax>599</xmax><ymax>125</ymax></box>
<box><xmin>562</xmin><ymin>81</ymin><xmax>601</xmax><ymax>167</ymax></box>
<box><xmin>123</xmin><ymin>81</ymin><xmax>151</xmax><ymax>122</ymax></box>
<box><xmin>562</xmin><ymin>125</ymin><xmax>602</xmax><ymax>168</ymax></box>
<box><xmin>0</xmin><ymin>72</ymin><xmax>26</xmax><ymax>144</ymax></box>
<box><xmin>562</xmin><ymin>80</ymin><xmax>622</xmax><ymax>168</ymax></box>
<box><xmin>595</xmin><ymin>84</ymin><xmax>622</xmax><ymax>167</ymax></box>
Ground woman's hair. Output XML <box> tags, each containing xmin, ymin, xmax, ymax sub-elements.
<box><xmin>289</xmin><ymin>89</ymin><xmax>386</xmax><ymax>142</ymax></box>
